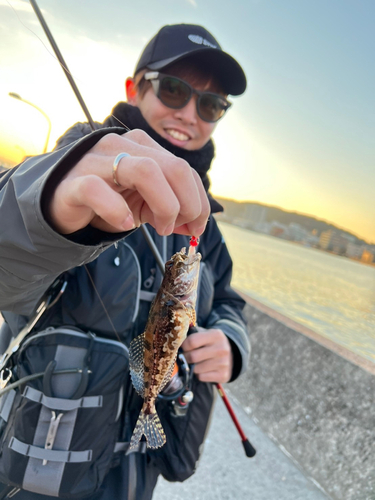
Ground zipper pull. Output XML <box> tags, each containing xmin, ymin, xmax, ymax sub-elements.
<box><xmin>143</xmin><ymin>268</ymin><xmax>156</xmax><ymax>289</ymax></box>
<box><xmin>0</xmin><ymin>368</ymin><xmax>12</xmax><ymax>390</ymax></box>
<box><xmin>43</xmin><ymin>411</ymin><xmax>64</xmax><ymax>465</ymax></box>
<box><xmin>6</xmin><ymin>487</ymin><xmax>21</xmax><ymax>498</ymax></box>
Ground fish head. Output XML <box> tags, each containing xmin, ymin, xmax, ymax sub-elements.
<box><xmin>163</xmin><ymin>247</ymin><xmax>201</xmax><ymax>325</ymax></box>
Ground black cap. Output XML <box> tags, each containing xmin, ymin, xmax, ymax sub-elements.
<box><xmin>134</xmin><ymin>24</ymin><xmax>246</xmax><ymax>96</ymax></box>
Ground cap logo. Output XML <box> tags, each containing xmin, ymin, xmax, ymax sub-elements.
<box><xmin>188</xmin><ymin>34</ymin><xmax>217</xmax><ymax>49</ymax></box>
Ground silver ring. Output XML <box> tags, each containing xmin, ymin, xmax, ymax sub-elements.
<box><xmin>112</xmin><ymin>152</ymin><xmax>130</xmax><ymax>187</ymax></box>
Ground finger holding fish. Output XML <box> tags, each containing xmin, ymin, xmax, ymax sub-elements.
<box><xmin>46</xmin><ymin>131</ymin><xmax>209</xmax><ymax>236</ymax></box>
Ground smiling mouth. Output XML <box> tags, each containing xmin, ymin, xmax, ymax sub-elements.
<box><xmin>165</xmin><ymin>129</ymin><xmax>190</xmax><ymax>142</ymax></box>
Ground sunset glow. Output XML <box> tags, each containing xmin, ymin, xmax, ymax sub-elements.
<box><xmin>1</xmin><ymin>0</ymin><xmax>374</xmax><ymax>243</ymax></box>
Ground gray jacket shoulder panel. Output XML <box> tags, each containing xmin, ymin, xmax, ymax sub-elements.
<box><xmin>0</xmin><ymin>128</ymin><xmax>126</xmax><ymax>316</ymax></box>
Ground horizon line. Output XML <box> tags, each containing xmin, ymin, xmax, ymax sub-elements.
<box><xmin>215</xmin><ymin>195</ymin><xmax>375</xmax><ymax>246</ymax></box>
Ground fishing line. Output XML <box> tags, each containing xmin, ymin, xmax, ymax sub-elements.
<box><xmin>5</xmin><ymin>0</ymin><xmax>74</xmax><ymax>80</ymax></box>
<box><xmin>84</xmin><ymin>264</ymin><xmax>122</xmax><ymax>344</ymax></box>
<box><xmin>5</xmin><ymin>0</ymin><xmax>131</xmax><ymax>133</ymax></box>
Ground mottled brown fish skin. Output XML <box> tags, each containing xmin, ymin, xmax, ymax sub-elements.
<box><xmin>130</xmin><ymin>246</ymin><xmax>200</xmax><ymax>450</ymax></box>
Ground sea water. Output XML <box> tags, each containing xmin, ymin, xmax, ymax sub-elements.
<box><xmin>218</xmin><ymin>222</ymin><xmax>375</xmax><ymax>363</ymax></box>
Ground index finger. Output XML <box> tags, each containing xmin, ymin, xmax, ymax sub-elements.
<box><xmin>183</xmin><ymin>169</ymin><xmax>210</xmax><ymax>236</ymax></box>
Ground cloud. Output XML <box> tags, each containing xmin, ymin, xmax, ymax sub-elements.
<box><xmin>185</xmin><ymin>0</ymin><xmax>197</xmax><ymax>7</ymax></box>
<box><xmin>0</xmin><ymin>0</ymin><xmax>31</xmax><ymax>12</ymax></box>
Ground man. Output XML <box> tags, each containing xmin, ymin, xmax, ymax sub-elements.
<box><xmin>0</xmin><ymin>24</ymin><xmax>249</xmax><ymax>499</ymax></box>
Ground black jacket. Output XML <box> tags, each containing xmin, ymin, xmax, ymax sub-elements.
<box><xmin>0</xmin><ymin>121</ymin><xmax>250</xmax><ymax>499</ymax></box>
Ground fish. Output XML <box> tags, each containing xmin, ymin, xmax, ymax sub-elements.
<box><xmin>129</xmin><ymin>244</ymin><xmax>201</xmax><ymax>450</ymax></box>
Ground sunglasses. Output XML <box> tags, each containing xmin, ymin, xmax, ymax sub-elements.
<box><xmin>144</xmin><ymin>72</ymin><xmax>232</xmax><ymax>123</ymax></box>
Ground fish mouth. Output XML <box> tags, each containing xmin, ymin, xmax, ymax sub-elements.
<box><xmin>173</xmin><ymin>252</ymin><xmax>201</xmax><ymax>304</ymax></box>
<box><xmin>163</xmin><ymin>246</ymin><xmax>201</xmax><ymax>308</ymax></box>
<box><xmin>178</xmin><ymin>252</ymin><xmax>201</xmax><ymax>284</ymax></box>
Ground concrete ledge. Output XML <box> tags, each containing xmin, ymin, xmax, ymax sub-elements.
<box><xmin>229</xmin><ymin>297</ymin><xmax>375</xmax><ymax>500</ymax></box>
<box><xmin>237</xmin><ymin>291</ymin><xmax>375</xmax><ymax>376</ymax></box>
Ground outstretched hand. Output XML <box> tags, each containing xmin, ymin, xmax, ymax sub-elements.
<box><xmin>46</xmin><ymin>130</ymin><xmax>210</xmax><ymax>237</ymax></box>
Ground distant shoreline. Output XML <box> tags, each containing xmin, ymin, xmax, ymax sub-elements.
<box><xmin>215</xmin><ymin>197</ymin><xmax>374</xmax><ymax>246</ymax></box>
<box><xmin>219</xmin><ymin>220</ymin><xmax>375</xmax><ymax>269</ymax></box>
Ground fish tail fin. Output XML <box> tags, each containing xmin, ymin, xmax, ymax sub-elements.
<box><xmin>130</xmin><ymin>411</ymin><xmax>166</xmax><ymax>450</ymax></box>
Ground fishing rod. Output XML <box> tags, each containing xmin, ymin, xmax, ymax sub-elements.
<box><xmin>188</xmin><ymin>326</ymin><xmax>256</xmax><ymax>458</ymax></box>
<box><xmin>28</xmin><ymin>0</ymin><xmax>256</xmax><ymax>459</ymax></box>
<box><xmin>29</xmin><ymin>0</ymin><xmax>97</xmax><ymax>131</ymax></box>
<box><xmin>28</xmin><ymin>0</ymin><xmax>159</xmax><ymax>262</ymax></box>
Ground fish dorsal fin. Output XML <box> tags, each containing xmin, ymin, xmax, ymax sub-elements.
<box><xmin>129</xmin><ymin>332</ymin><xmax>145</xmax><ymax>397</ymax></box>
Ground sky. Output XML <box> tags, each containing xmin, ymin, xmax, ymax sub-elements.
<box><xmin>0</xmin><ymin>0</ymin><xmax>374</xmax><ymax>243</ymax></box>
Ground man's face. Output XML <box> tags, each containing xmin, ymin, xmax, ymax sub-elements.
<box><xmin>129</xmin><ymin>70</ymin><xmax>221</xmax><ymax>151</ymax></box>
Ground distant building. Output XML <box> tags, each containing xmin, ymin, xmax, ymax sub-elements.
<box><xmin>288</xmin><ymin>223</ymin><xmax>309</xmax><ymax>242</ymax></box>
<box><xmin>245</xmin><ymin>205</ymin><xmax>267</xmax><ymax>228</ymax></box>
<box><xmin>232</xmin><ymin>217</ymin><xmax>249</xmax><ymax>229</ymax></box>
<box><xmin>253</xmin><ymin>222</ymin><xmax>272</xmax><ymax>234</ymax></box>
<box><xmin>319</xmin><ymin>230</ymin><xmax>331</xmax><ymax>249</ymax></box>
<box><xmin>270</xmin><ymin>221</ymin><xmax>289</xmax><ymax>238</ymax></box>
<box><xmin>361</xmin><ymin>249</ymin><xmax>374</xmax><ymax>264</ymax></box>
<box><xmin>305</xmin><ymin>233</ymin><xmax>320</xmax><ymax>247</ymax></box>
<box><xmin>319</xmin><ymin>230</ymin><xmax>348</xmax><ymax>254</ymax></box>
<box><xmin>346</xmin><ymin>243</ymin><xmax>364</xmax><ymax>259</ymax></box>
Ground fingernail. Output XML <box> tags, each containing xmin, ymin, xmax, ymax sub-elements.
<box><xmin>121</xmin><ymin>213</ymin><xmax>135</xmax><ymax>230</ymax></box>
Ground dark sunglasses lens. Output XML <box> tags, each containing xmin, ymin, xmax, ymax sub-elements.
<box><xmin>159</xmin><ymin>77</ymin><xmax>191</xmax><ymax>108</ymax></box>
<box><xmin>199</xmin><ymin>94</ymin><xmax>227</xmax><ymax>122</ymax></box>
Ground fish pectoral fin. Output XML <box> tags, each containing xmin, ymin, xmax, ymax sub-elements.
<box><xmin>130</xmin><ymin>411</ymin><xmax>166</xmax><ymax>450</ymax></box>
<box><xmin>129</xmin><ymin>332</ymin><xmax>146</xmax><ymax>397</ymax></box>
<box><xmin>158</xmin><ymin>357</ymin><xmax>178</xmax><ymax>394</ymax></box>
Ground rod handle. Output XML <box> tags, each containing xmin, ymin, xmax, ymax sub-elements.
<box><xmin>242</xmin><ymin>438</ymin><xmax>256</xmax><ymax>457</ymax></box>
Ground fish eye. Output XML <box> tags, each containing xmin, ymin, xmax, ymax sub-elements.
<box><xmin>165</xmin><ymin>299</ymin><xmax>176</xmax><ymax>307</ymax></box>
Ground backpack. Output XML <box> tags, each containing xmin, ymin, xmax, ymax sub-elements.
<box><xmin>0</xmin><ymin>255</ymin><xmax>217</xmax><ymax>497</ymax></box>
<box><xmin>0</xmin><ymin>325</ymin><xmax>130</xmax><ymax>498</ymax></box>
<box><xmin>0</xmin><ymin>333</ymin><xmax>215</xmax><ymax>498</ymax></box>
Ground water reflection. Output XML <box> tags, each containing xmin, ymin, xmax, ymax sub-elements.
<box><xmin>219</xmin><ymin>222</ymin><xmax>375</xmax><ymax>362</ymax></box>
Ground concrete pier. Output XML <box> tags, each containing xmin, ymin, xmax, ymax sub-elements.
<box><xmin>153</xmin><ymin>393</ymin><xmax>330</xmax><ymax>500</ymax></box>
<box><xmin>155</xmin><ymin>296</ymin><xmax>375</xmax><ymax>500</ymax></box>
<box><xmin>227</xmin><ymin>298</ymin><xmax>374</xmax><ymax>500</ymax></box>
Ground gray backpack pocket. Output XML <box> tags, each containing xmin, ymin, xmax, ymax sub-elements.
<box><xmin>0</xmin><ymin>327</ymin><xmax>128</xmax><ymax>498</ymax></box>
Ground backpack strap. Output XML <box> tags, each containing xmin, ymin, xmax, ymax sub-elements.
<box><xmin>9</xmin><ymin>437</ymin><xmax>92</xmax><ymax>463</ymax></box>
<box><xmin>113</xmin><ymin>441</ymin><xmax>147</xmax><ymax>455</ymax></box>
<box><xmin>0</xmin><ymin>277</ymin><xmax>67</xmax><ymax>375</ymax></box>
